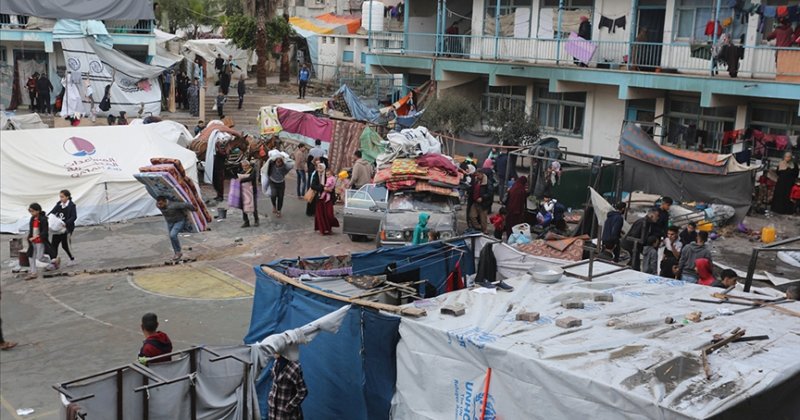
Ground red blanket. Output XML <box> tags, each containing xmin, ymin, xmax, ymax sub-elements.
<box><xmin>277</xmin><ymin>107</ymin><xmax>334</xmax><ymax>143</ymax></box>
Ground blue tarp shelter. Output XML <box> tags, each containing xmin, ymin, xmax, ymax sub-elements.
<box><xmin>244</xmin><ymin>240</ymin><xmax>476</xmax><ymax>419</ymax></box>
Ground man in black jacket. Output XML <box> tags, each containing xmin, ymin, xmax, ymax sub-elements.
<box><xmin>468</xmin><ymin>170</ymin><xmax>494</xmax><ymax>234</ymax></box>
<box><xmin>601</xmin><ymin>202</ymin><xmax>626</xmax><ymax>261</ymax></box>
<box><xmin>621</xmin><ymin>209</ymin><xmax>659</xmax><ymax>271</ymax></box>
<box><xmin>36</xmin><ymin>73</ymin><xmax>54</xmax><ymax>114</ymax></box>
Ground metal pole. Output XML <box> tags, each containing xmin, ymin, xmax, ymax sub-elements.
<box><xmin>627</xmin><ymin>0</ymin><xmax>639</xmax><ymax>70</ymax></box>
<box><xmin>711</xmin><ymin>0</ymin><xmax>721</xmax><ymax>74</ymax></box>
<box><xmin>743</xmin><ymin>249</ymin><xmax>759</xmax><ymax>293</ymax></box>
<box><xmin>403</xmin><ymin>0</ymin><xmax>410</xmax><ymax>52</ymax></box>
<box><xmin>435</xmin><ymin>0</ymin><xmax>441</xmax><ymax>55</ymax></box>
<box><xmin>143</xmin><ymin>376</ymin><xmax>149</xmax><ymax>420</ymax></box>
<box><xmin>368</xmin><ymin>0</ymin><xmax>373</xmax><ymax>51</ymax></box>
<box><xmin>494</xmin><ymin>0</ymin><xmax>501</xmax><ymax>60</ymax></box>
<box><xmin>556</xmin><ymin>0</ymin><xmax>564</xmax><ymax>64</ymax></box>
<box><xmin>117</xmin><ymin>369</ymin><xmax>123</xmax><ymax>420</ymax></box>
<box><xmin>190</xmin><ymin>350</ymin><xmax>197</xmax><ymax>420</ymax></box>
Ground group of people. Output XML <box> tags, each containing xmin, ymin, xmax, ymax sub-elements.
<box><xmin>24</xmin><ymin>72</ymin><xmax>55</xmax><ymax>114</ymax></box>
<box><xmin>213</xmin><ymin>54</ymin><xmax>241</xmax><ymax>95</ymax></box>
<box><xmin>171</xmin><ymin>71</ymin><xmax>201</xmax><ymax>117</ymax></box>
<box><xmin>23</xmin><ymin>190</ymin><xmax>78</xmax><ymax>280</ymax></box>
<box><xmin>601</xmin><ymin>197</ymin><xmax>735</xmax><ymax>288</ymax></box>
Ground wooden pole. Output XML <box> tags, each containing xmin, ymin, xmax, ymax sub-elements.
<box><xmin>168</xmin><ymin>74</ymin><xmax>176</xmax><ymax>113</ymax></box>
<box><xmin>260</xmin><ymin>266</ymin><xmax>427</xmax><ymax>317</ymax></box>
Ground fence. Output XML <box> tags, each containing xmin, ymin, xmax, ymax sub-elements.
<box><xmin>370</xmin><ymin>31</ymin><xmax>800</xmax><ymax>79</ymax></box>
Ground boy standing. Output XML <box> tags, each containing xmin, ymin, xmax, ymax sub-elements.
<box><xmin>155</xmin><ymin>196</ymin><xmax>195</xmax><ymax>260</ymax></box>
<box><xmin>298</xmin><ymin>64</ymin><xmax>310</xmax><ymax>99</ymax></box>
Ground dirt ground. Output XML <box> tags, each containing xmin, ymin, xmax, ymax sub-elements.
<box><xmin>711</xmin><ymin>212</ymin><xmax>800</xmax><ymax>287</ymax></box>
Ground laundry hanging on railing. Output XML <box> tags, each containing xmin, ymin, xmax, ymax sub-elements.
<box><xmin>565</xmin><ymin>32</ymin><xmax>596</xmax><ymax>64</ymax></box>
<box><xmin>598</xmin><ymin>15</ymin><xmax>626</xmax><ymax>33</ymax></box>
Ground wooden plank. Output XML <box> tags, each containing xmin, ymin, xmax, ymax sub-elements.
<box><xmin>261</xmin><ymin>266</ymin><xmax>427</xmax><ymax>317</ymax></box>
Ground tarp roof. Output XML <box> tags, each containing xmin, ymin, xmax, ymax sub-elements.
<box><xmin>289</xmin><ymin>13</ymin><xmax>361</xmax><ymax>37</ymax></box>
<box><xmin>393</xmin><ymin>268</ymin><xmax>800</xmax><ymax>419</ymax></box>
<box><xmin>0</xmin><ymin>123</ymin><xmax>197</xmax><ymax>233</ymax></box>
<box><xmin>0</xmin><ymin>0</ymin><xmax>154</xmax><ymax>20</ymax></box>
<box><xmin>619</xmin><ymin>123</ymin><xmax>752</xmax><ymax>175</ymax></box>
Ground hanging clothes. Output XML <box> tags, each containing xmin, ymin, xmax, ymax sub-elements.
<box><xmin>474</xmin><ymin>242</ymin><xmax>497</xmax><ymax>284</ymax></box>
<box><xmin>268</xmin><ymin>357</ymin><xmax>308</xmax><ymax>420</ymax></box>
<box><xmin>444</xmin><ymin>260</ymin><xmax>464</xmax><ymax>293</ymax></box>
<box><xmin>598</xmin><ymin>15</ymin><xmax>626</xmax><ymax>33</ymax></box>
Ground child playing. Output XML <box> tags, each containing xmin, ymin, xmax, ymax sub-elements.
<box><xmin>489</xmin><ymin>207</ymin><xmax>507</xmax><ymax>240</ymax></box>
<box><xmin>791</xmin><ymin>179</ymin><xmax>800</xmax><ymax>215</ymax></box>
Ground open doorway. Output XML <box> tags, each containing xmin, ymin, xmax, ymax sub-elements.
<box><xmin>636</xmin><ymin>8</ymin><xmax>665</xmax><ymax>71</ymax></box>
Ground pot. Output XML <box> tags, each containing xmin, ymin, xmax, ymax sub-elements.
<box><xmin>528</xmin><ymin>264</ymin><xmax>564</xmax><ymax>284</ymax></box>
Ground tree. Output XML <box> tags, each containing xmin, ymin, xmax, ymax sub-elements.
<box><xmin>226</xmin><ymin>11</ymin><xmax>294</xmax><ymax>87</ymax></box>
<box><xmin>159</xmin><ymin>0</ymin><xmax>222</xmax><ymax>38</ymax></box>
<box><xmin>420</xmin><ymin>96</ymin><xmax>479</xmax><ymax>136</ymax></box>
<box><xmin>486</xmin><ymin>108</ymin><xmax>541</xmax><ymax>146</ymax></box>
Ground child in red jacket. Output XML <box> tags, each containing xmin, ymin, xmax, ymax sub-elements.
<box><xmin>791</xmin><ymin>179</ymin><xmax>800</xmax><ymax>215</ymax></box>
<box><xmin>489</xmin><ymin>207</ymin><xmax>507</xmax><ymax>240</ymax></box>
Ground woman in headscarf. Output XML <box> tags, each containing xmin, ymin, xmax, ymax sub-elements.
<box><xmin>60</xmin><ymin>71</ymin><xmax>85</xmax><ymax>119</ymax></box>
<box><xmin>314</xmin><ymin>165</ymin><xmax>340</xmax><ymax>235</ymax></box>
<box><xmin>48</xmin><ymin>189</ymin><xmax>77</xmax><ymax>266</ymax></box>
<box><xmin>505</xmin><ymin>176</ymin><xmax>528</xmax><ymax>236</ymax></box>
<box><xmin>237</xmin><ymin>160</ymin><xmax>259</xmax><ymax>227</ymax></box>
<box><xmin>187</xmin><ymin>79</ymin><xmax>200</xmax><ymax>117</ymax></box>
<box><xmin>772</xmin><ymin>152</ymin><xmax>799</xmax><ymax>215</ymax></box>
<box><xmin>306</xmin><ymin>160</ymin><xmax>324</xmax><ymax>217</ymax></box>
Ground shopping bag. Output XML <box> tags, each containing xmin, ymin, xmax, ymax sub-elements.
<box><xmin>227</xmin><ymin>179</ymin><xmax>242</xmax><ymax>209</ymax></box>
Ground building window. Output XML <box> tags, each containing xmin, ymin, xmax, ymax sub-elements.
<box><xmin>484</xmin><ymin>0</ymin><xmax>534</xmax><ymax>36</ymax></box>
<box><xmin>482</xmin><ymin>85</ymin><xmax>527</xmax><ymax>114</ymax></box>
<box><xmin>346</xmin><ymin>38</ymin><xmax>352</xmax><ymax>46</ymax></box>
<box><xmin>665</xmin><ymin>95</ymin><xmax>736</xmax><ymax>150</ymax></box>
<box><xmin>673</xmin><ymin>0</ymin><xmax>746</xmax><ymax>41</ymax></box>
<box><xmin>533</xmin><ymin>86</ymin><xmax>586</xmax><ymax>136</ymax></box>
<box><xmin>749</xmin><ymin>103</ymin><xmax>800</xmax><ymax>136</ymax></box>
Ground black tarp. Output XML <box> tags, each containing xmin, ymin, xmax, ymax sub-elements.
<box><xmin>622</xmin><ymin>157</ymin><xmax>753</xmax><ymax>223</ymax></box>
<box><xmin>1</xmin><ymin>0</ymin><xmax>154</xmax><ymax>20</ymax></box>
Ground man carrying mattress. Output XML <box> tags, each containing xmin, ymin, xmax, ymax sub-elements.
<box><xmin>156</xmin><ymin>196</ymin><xmax>195</xmax><ymax>260</ymax></box>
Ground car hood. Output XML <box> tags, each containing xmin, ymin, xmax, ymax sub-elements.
<box><xmin>384</xmin><ymin>211</ymin><xmax>454</xmax><ymax>231</ymax></box>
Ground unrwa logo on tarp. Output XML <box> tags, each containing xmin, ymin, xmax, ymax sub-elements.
<box><xmin>63</xmin><ymin>137</ymin><xmax>96</xmax><ymax>157</ymax></box>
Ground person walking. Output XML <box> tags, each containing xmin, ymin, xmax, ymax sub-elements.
<box><xmin>504</xmin><ymin>176</ymin><xmax>528</xmax><ymax>236</ymax></box>
<box><xmin>36</xmin><ymin>73</ymin><xmax>54</xmax><ymax>114</ymax></box>
<box><xmin>26</xmin><ymin>72</ymin><xmax>38</xmax><ymax>111</ymax></box>
<box><xmin>293</xmin><ymin>144</ymin><xmax>309</xmax><ymax>197</ymax></box>
<box><xmin>266</xmin><ymin>155</ymin><xmax>294</xmax><ymax>218</ymax></box>
<box><xmin>187</xmin><ymin>79</ymin><xmax>200</xmax><ymax>117</ymax></box>
<box><xmin>237</xmin><ymin>160</ymin><xmax>259</xmax><ymax>227</ymax></box>
<box><xmin>298</xmin><ymin>64</ymin><xmax>310</xmax><ymax>99</ymax></box>
<box><xmin>350</xmin><ymin>150</ymin><xmax>374</xmax><ymax>190</ymax></box>
<box><xmin>468</xmin><ymin>170</ymin><xmax>493</xmax><ymax>234</ymax></box>
<box><xmin>48</xmin><ymin>189</ymin><xmax>77</xmax><ymax>266</ymax></box>
<box><xmin>26</xmin><ymin>203</ymin><xmax>53</xmax><ymax>280</ymax></box>
<box><xmin>237</xmin><ymin>75</ymin><xmax>246</xmax><ymax>109</ymax></box>
<box><xmin>155</xmin><ymin>196</ymin><xmax>194</xmax><ymax>260</ymax></box>
<box><xmin>306</xmin><ymin>161</ymin><xmax>324</xmax><ymax>217</ymax></box>
<box><xmin>315</xmin><ymin>164</ymin><xmax>340</xmax><ymax>235</ymax></box>
<box><xmin>216</xmin><ymin>92</ymin><xmax>226</xmax><ymax>118</ymax></box>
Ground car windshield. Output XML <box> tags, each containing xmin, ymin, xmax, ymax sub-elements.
<box><xmin>388</xmin><ymin>192</ymin><xmax>452</xmax><ymax>213</ymax></box>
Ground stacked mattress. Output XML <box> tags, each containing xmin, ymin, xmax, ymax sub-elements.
<box><xmin>134</xmin><ymin>158</ymin><xmax>212</xmax><ymax>232</ymax></box>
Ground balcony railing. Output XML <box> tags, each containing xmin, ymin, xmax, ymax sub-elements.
<box><xmin>0</xmin><ymin>15</ymin><xmax>154</xmax><ymax>34</ymax></box>
<box><xmin>369</xmin><ymin>32</ymin><xmax>800</xmax><ymax>80</ymax></box>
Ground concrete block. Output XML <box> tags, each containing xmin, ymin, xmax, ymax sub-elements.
<box><xmin>556</xmin><ymin>316</ymin><xmax>582</xmax><ymax>328</ymax></box>
<box><xmin>441</xmin><ymin>304</ymin><xmax>466</xmax><ymax>317</ymax></box>
<box><xmin>561</xmin><ymin>300</ymin><xmax>585</xmax><ymax>309</ymax></box>
<box><xmin>516</xmin><ymin>311</ymin><xmax>540</xmax><ymax>322</ymax></box>
<box><xmin>594</xmin><ymin>294</ymin><xmax>614</xmax><ymax>302</ymax></box>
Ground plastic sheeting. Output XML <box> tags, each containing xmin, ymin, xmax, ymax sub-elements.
<box><xmin>277</xmin><ymin>107</ymin><xmax>334</xmax><ymax>143</ymax></box>
<box><xmin>59</xmin><ymin>38</ymin><xmax>163</xmax><ymax>116</ymax></box>
<box><xmin>392</xmin><ymin>270</ymin><xmax>800</xmax><ymax>420</ymax></box>
<box><xmin>0</xmin><ymin>0</ymin><xmax>154</xmax><ymax>20</ymax></box>
<box><xmin>335</xmin><ymin>85</ymin><xmax>384</xmax><ymax>123</ymax></box>
<box><xmin>0</xmin><ymin>113</ymin><xmax>48</xmax><ymax>130</ymax></box>
<box><xmin>0</xmin><ymin>123</ymin><xmax>198</xmax><ymax>233</ymax></box>
<box><xmin>181</xmin><ymin>39</ymin><xmax>256</xmax><ymax>85</ymax></box>
<box><xmin>244</xmin><ymin>265</ymin><xmax>401</xmax><ymax>420</ymax></box>
<box><xmin>53</xmin><ymin>19</ymin><xmax>114</xmax><ymax>48</ymax></box>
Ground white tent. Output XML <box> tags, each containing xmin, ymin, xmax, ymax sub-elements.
<box><xmin>181</xmin><ymin>39</ymin><xmax>257</xmax><ymax>83</ymax></box>
<box><xmin>0</xmin><ymin>123</ymin><xmax>198</xmax><ymax>233</ymax></box>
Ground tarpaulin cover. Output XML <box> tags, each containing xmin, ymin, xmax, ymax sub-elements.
<box><xmin>336</xmin><ymin>85</ymin><xmax>384</xmax><ymax>123</ymax></box>
<box><xmin>244</xmin><ymin>265</ymin><xmax>400</xmax><ymax>420</ymax></box>
<box><xmin>622</xmin><ymin>157</ymin><xmax>753</xmax><ymax>223</ymax></box>
<box><xmin>392</xmin><ymin>271</ymin><xmax>800</xmax><ymax>420</ymax></box>
<box><xmin>277</xmin><ymin>107</ymin><xmax>334</xmax><ymax>143</ymax></box>
<box><xmin>350</xmin><ymin>240</ymin><xmax>476</xmax><ymax>295</ymax></box>
<box><xmin>328</xmin><ymin>120</ymin><xmax>365</xmax><ymax>173</ymax></box>
<box><xmin>0</xmin><ymin>0</ymin><xmax>154</xmax><ymax>20</ymax></box>
<box><xmin>0</xmin><ymin>123</ymin><xmax>198</xmax><ymax>233</ymax></box>
<box><xmin>619</xmin><ymin>123</ymin><xmax>750</xmax><ymax>175</ymax></box>
<box><xmin>289</xmin><ymin>14</ymin><xmax>360</xmax><ymax>36</ymax></box>
<box><xmin>181</xmin><ymin>39</ymin><xmax>256</xmax><ymax>84</ymax></box>
<box><xmin>53</xmin><ymin>19</ymin><xmax>114</xmax><ymax>48</ymax></box>
<box><xmin>359</xmin><ymin>126</ymin><xmax>385</xmax><ymax>164</ymax></box>
<box><xmin>59</xmin><ymin>38</ymin><xmax>164</xmax><ymax>116</ymax></box>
